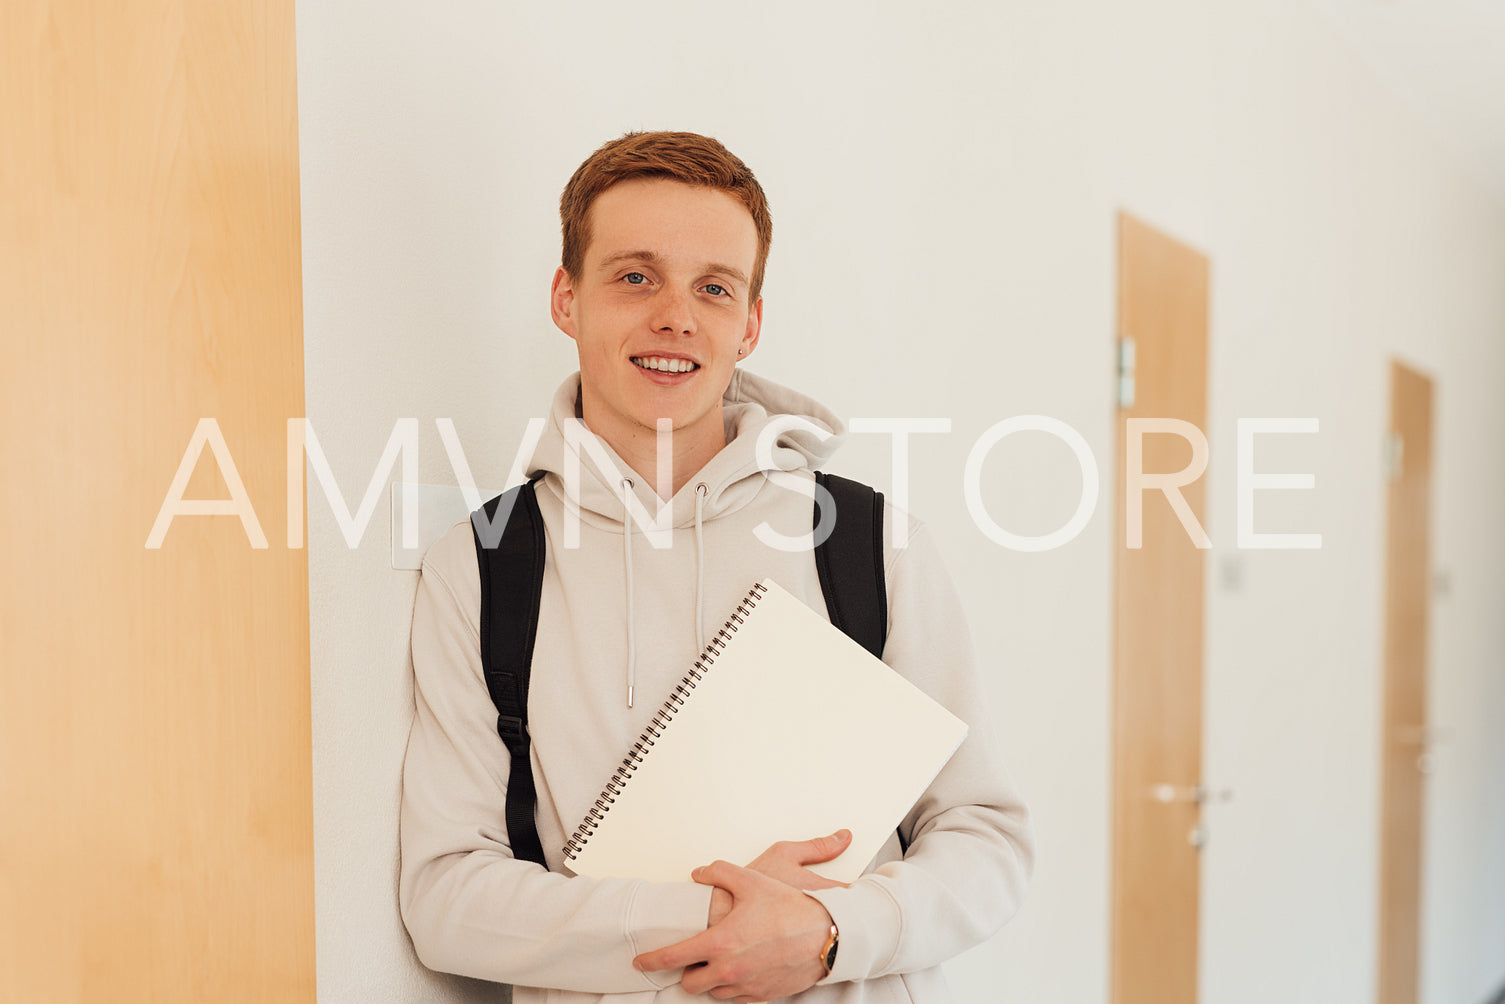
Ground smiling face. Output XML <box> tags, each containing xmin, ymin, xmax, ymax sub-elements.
<box><xmin>551</xmin><ymin>177</ymin><xmax>763</xmax><ymax>465</ymax></box>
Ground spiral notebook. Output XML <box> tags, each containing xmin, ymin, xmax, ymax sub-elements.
<box><xmin>561</xmin><ymin>579</ymin><xmax>969</xmax><ymax>884</ymax></box>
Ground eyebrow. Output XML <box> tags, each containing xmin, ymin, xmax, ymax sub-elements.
<box><xmin>597</xmin><ymin>250</ymin><xmax>749</xmax><ymax>287</ymax></box>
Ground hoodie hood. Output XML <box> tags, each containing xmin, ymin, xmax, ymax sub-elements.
<box><xmin>527</xmin><ymin>368</ymin><xmax>845</xmax><ymax>531</ymax></box>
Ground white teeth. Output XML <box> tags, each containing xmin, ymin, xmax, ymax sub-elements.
<box><xmin>633</xmin><ymin>356</ymin><xmax>698</xmax><ymax>373</ymax></box>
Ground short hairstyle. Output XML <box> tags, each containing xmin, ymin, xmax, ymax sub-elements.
<box><xmin>560</xmin><ymin>131</ymin><xmax>773</xmax><ymax>302</ymax></box>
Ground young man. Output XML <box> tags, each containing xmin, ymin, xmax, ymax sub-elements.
<box><xmin>400</xmin><ymin>131</ymin><xmax>1034</xmax><ymax>1002</ymax></box>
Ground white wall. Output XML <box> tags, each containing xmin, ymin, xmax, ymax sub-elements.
<box><xmin>295</xmin><ymin>1</ymin><xmax>1505</xmax><ymax>1002</ymax></box>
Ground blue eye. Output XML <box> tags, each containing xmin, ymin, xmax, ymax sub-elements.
<box><xmin>623</xmin><ymin>272</ymin><xmax>648</xmax><ymax>285</ymax></box>
<box><xmin>704</xmin><ymin>283</ymin><xmax>727</xmax><ymax>297</ymax></box>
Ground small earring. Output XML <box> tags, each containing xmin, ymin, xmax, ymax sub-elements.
<box><xmin>738</xmin><ymin>348</ymin><xmax>745</xmax><ymax>356</ymax></box>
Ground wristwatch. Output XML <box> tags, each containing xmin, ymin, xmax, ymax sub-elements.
<box><xmin>818</xmin><ymin>923</ymin><xmax>840</xmax><ymax>977</ymax></box>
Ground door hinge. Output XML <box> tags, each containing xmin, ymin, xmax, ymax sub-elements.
<box><xmin>1117</xmin><ymin>337</ymin><xmax>1137</xmax><ymax>409</ymax></box>
<box><xmin>1383</xmin><ymin>431</ymin><xmax>1404</xmax><ymax>483</ymax></box>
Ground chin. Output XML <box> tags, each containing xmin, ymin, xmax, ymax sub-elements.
<box><xmin>633</xmin><ymin>403</ymin><xmax>710</xmax><ymax>435</ymax></box>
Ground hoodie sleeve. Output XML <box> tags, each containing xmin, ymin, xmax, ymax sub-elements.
<box><xmin>804</xmin><ymin>518</ymin><xmax>1036</xmax><ymax>983</ymax></box>
<box><xmin>398</xmin><ymin>523</ymin><xmax>712</xmax><ymax>992</ymax></box>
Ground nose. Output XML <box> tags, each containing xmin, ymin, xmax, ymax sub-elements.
<box><xmin>650</xmin><ymin>285</ymin><xmax>695</xmax><ymax>336</ymax></box>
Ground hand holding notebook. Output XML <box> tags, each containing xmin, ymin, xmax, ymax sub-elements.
<box><xmin>563</xmin><ymin>579</ymin><xmax>969</xmax><ymax>884</ymax></box>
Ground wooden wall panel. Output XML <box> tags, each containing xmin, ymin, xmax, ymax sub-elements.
<box><xmin>1</xmin><ymin>2</ymin><xmax>315</xmax><ymax>1000</ymax></box>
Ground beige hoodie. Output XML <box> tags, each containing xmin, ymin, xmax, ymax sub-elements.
<box><xmin>400</xmin><ymin>370</ymin><xmax>1035</xmax><ymax>1002</ymax></box>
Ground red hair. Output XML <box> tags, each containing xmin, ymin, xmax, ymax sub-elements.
<box><xmin>560</xmin><ymin>131</ymin><xmax>773</xmax><ymax>301</ymax></box>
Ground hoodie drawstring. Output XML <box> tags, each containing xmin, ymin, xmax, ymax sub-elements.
<box><xmin>620</xmin><ymin>478</ymin><xmax>712</xmax><ymax>709</ymax></box>
<box><xmin>621</xmin><ymin>477</ymin><xmax>636</xmax><ymax>709</ymax></box>
<box><xmin>694</xmin><ymin>483</ymin><xmax>708</xmax><ymax>655</ymax></box>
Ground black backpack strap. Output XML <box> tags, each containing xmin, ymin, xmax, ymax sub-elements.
<box><xmin>814</xmin><ymin>471</ymin><xmax>909</xmax><ymax>852</ymax></box>
<box><xmin>471</xmin><ymin>478</ymin><xmax>548</xmax><ymax>868</ymax></box>
<box><xmin>813</xmin><ymin>471</ymin><xmax>888</xmax><ymax>659</ymax></box>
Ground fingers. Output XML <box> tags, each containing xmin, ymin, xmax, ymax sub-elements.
<box><xmin>633</xmin><ymin>929</ymin><xmax>713</xmax><ymax>974</ymax></box>
<box><xmin>692</xmin><ymin>859</ymin><xmax>755</xmax><ymax>897</ymax></box>
<box><xmin>780</xmin><ymin>828</ymin><xmax>852</xmax><ymax>866</ymax></box>
<box><xmin>740</xmin><ymin>830</ymin><xmax>853</xmax><ymax>892</ymax></box>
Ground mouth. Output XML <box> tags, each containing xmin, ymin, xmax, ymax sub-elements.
<box><xmin>630</xmin><ymin>355</ymin><xmax>700</xmax><ymax>375</ymax></box>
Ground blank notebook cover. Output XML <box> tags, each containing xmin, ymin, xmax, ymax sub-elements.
<box><xmin>561</xmin><ymin>579</ymin><xmax>969</xmax><ymax>884</ymax></box>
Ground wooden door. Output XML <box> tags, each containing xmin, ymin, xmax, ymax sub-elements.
<box><xmin>0</xmin><ymin>2</ymin><xmax>315</xmax><ymax>1000</ymax></box>
<box><xmin>1376</xmin><ymin>361</ymin><xmax>1434</xmax><ymax>1004</ymax></box>
<box><xmin>1111</xmin><ymin>212</ymin><xmax>1211</xmax><ymax>1004</ymax></box>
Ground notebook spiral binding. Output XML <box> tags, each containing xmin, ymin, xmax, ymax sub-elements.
<box><xmin>561</xmin><ymin>581</ymin><xmax>769</xmax><ymax>862</ymax></box>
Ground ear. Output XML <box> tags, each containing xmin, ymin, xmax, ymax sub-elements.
<box><xmin>739</xmin><ymin>296</ymin><xmax>764</xmax><ymax>359</ymax></box>
<box><xmin>550</xmin><ymin>267</ymin><xmax>578</xmax><ymax>340</ymax></box>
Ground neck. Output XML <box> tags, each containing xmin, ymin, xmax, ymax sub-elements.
<box><xmin>586</xmin><ymin>409</ymin><xmax>726</xmax><ymax>500</ymax></box>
